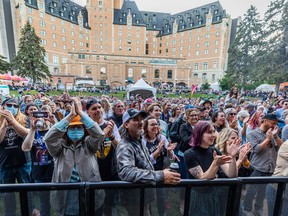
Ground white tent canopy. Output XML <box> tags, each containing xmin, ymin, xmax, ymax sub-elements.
<box><xmin>127</xmin><ymin>78</ymin><xmax>156</xmax><ymax>99</ymax></box>
<box><xmin>255</xmin><ymin>84</ymin><xmax>275</xmax><ymax>92</ymax></box>
<box><xmin>210</xmin><ymin>82</ymin><xmax>221</xmax><ymax>91</ymax></box>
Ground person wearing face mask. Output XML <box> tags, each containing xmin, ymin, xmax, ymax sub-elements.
<box><xmin>0</xmin><ymin>98</ymin><xmax>31</xmax><ymax>216</ymax></box>
<box><xmin>22</xmin><ymin>111</ymin><xmax>55</xmax><ymax>216</ymax></box>
<box><xmin>43</xmin><ymin>97</ymin><xmax>105</xmax><ymax>216</ymax></box>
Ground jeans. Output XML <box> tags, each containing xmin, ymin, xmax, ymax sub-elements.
<box><xmin>0</xmin><ymin>162</ymin><xmax>32</xmax><ymax>216</ymax></box>
<box><xmin>34</xmin><ymin>179</ymin><xmax>51</xmax><ymax>216</ymax></box>
<box><xmin>243</xmin><ymin>169</ymin><xmax>272</xmax><ymax>212</ymax></box>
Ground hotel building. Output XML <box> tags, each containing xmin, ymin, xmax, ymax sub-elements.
<box><xmin>3</xmin><ymin>0</ymin><xmax>237</xmax><ymax>88</ymax></box>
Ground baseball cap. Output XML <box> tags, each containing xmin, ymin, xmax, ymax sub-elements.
<box><xmin>144</xmin><ymin>98</ymin><xmax>153</xmax><ymax>104</ymax></box>
<box><xmin>262</xmin><ymin>113</ymin><xmax>279</xmax><ymax>121</ymax></box>
<box><xmin>185</xmin><ymin>104</ymin><xmax>195</xmax><ymax>110</ymax></box>
<box><xmin>122</xmin><ymin>108</ymin><xmax>148</xmax><ymax>123</ymax></box>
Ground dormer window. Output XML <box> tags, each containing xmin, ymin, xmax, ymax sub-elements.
<box><xmin>28</xmin><ymin>0</ymin><xmax>32</xmax><ymax>4</ymax></box>
<box><xmin>153</xmin><ymin>25</ymin><xmax>156</xmax><ymax>29</ymax></box>
<box><xmin>132</xmin><ymin>13</ymin><xmax>136</xmax><ymax>18</ymax></box>
<box><xmin>199</xmin><ymin>20</ymin><xmax>202</xmax><ymax>25</ymax></box>
<box><xmin>50</xmin><ymin>8</ymin><xmax>54</xmax><ymax>13</ymax></box>
<box><xmin>193</xmin><ymin>10</ymin><xmax>197</xmax><ymax>14</ymax></box>
<box><xmin>63</xmin><ymin>6</ymin><xmax>66</xmax><ymax>11</ymax></box>
<box><xmin>136</xmin><ymin>19</ymin><xmax>139</xmax><ymax>24</ymax></box>
<box><xmin>123</xmin><ymin>12</ymin><xmax>126</xmax><ymax>17</ymax></box>
<box><xmin>190</xmin><ymin>23</ymin><xmax>193</xmax><ymax>27</ymax></box>
<box><xmin>211</xmin><ymin>5</ymin><xmax>215</xmax><ymax>8</ymax></box>
<box><xmin>214</xmin><ymin>10</ymin><xmax>218</xmax><ymax>15</ymax></box>
<box><xmin>60</xmin><ymin>12</ymin><xmax>64</xmax><ymax>16</ymax></box>
<box><xmin>187</xmin><ymin>17</ymin><xmax>191</xmax><ymax>22</ymax></box>
<box><xmin>216</xmin><ymin>16</ymin><xmax>220</xmax><ymax>21</ymax></box>
<box><xmin>119</xmin><ymin>18</ymin><xmax>123</xmax><ymax>22</ymax></box>
<box><xmin>149</xmin><ymin>18</ymin><xmax>152</xmax><ymax>22</ymax></box>
<box><xmin>196</xmin><ymin>15</ymin><xmax>200</xmax><ymax>19</ymax></box>
<box><xmin>180</xmin><ymin>19</ymin><xmax>183</xmax><ymax>24</ymax></box>
<box><xmin>182</xmin><ymin>25</ymin><xmax>185</xmax><ymax>29</ymax></box>
<box><xmin>70</xmin><ymin>16</ymin><xmax>73</xmax><ymax>21</ymax></box>
<box><xmin>72</xmin><ymin>11</ymin><xmax>75</xmax><ymax>15</ymax></box>
<box><xmin>165</xmin><ymin>24</ymin><xmax>168</xmax><ymax>28</ymax></box>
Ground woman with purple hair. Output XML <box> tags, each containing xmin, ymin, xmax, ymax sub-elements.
<box><xmin>184</xmin><ymin>121</ymin><xmax>239</xmax><ymax>216</ymax></box>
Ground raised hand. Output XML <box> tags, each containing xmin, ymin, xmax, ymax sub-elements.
<box><xmin>238</xmin><ymin>142</ymin><xmax>251</xmax><ymax>163</ymax></box>
<box><xmin>272</xmin><ymin>126</ymin><xmax>279</xmax><ymax>138</ymax></box>
<box><xmin>243</xmin><ymin>116</ymin><xmax>250</xmax><ymax>124</ymax></box>
<box><xmin>0</xmin><ymin>109</ymin><xmax>15</xmax><ymax>124</ymax></box>
<box><xmin>226</xmin><ymin>138</ymin><xmax>241</xmax><ymax>157</ymax></box>
<box><xmin>71</xmin><ymin>97</ymin><xmax>83</xmax><ymax>116</ymax></box>
<box><xmin>266</xmin><ymin>128</ymin><xmax>273</xmax><ymax>140</ymax></box>
<box><xmin>213</xmin><ymin>150</ymin><xmax>232</xmax><ymax>166</ymax></box>
<box><xmin>167</xmin><ymin>141</ymin><xmax>177</xmax><ymax>151</ymax></box>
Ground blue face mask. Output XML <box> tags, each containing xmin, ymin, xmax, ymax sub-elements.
<box><xmin>5</xmin><ymin>106</ymin><xmax>18</xmax><ymax>116</ymax></box>
<box><xmin>67</xmin><ymin>128</ymin><xmax>85</xmax><ymax>142</ymax></box>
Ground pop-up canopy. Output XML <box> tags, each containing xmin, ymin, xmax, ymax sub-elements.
<box><xmin>127</xmin><ymin>78</ymin><xmax>156</xmax><ymax>99</ymax></box>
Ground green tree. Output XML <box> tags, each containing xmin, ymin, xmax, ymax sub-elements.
<box><xmin>0</xmin><ymin>55</ymin><xmax>11</xmax><ymax>74</ymax></box>
<box><xmin>12</xmin><ymin>22</ymin><xmax>51</xmax><ymax>84</ymax></box>
<box><xmin>254</xmin><ymin>0</ymin><xmax>288</xmax><ymax>94</ymax></box>
<box><xmin>201</xmin><ymin>82</ymin><xmax>210</xmax><ymax>90</ymax></box>
<box><xmin>226</xmin><ymin>6</ymin><xmax>264</xmax><ymax>91</ymax></box>
<box><xmin>219</xmin><ymin>74</ymin><xmax>234</xmax><ymax>90</ymax></box>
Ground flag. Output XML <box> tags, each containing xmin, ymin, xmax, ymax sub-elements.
<box><xmin>191</xmin><ymin>85</ymin><xmax>197</xmax><ymax>96</ymax></box>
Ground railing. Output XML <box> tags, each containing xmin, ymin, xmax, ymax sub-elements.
<box><xmin>0</xmin><ymin>177</ymin><xmax>287</xmax><ymax>216</ymax></box>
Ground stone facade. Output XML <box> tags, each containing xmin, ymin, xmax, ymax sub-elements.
<box><xmin>11</xmin><ymin>0</ymin><xmax>236</xmax><ymax>88</ymax></box>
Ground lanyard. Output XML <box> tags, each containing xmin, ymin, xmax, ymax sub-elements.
<box><xmin>35</xmin><ymin>130</ymin><xmax>46</xmax><ymax>150</ymax></box>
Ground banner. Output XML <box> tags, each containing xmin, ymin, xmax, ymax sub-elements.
<box><xmin>191</xmin><ymin>85</ymin><xmax>197</xmax><ymax>96</ymax></box>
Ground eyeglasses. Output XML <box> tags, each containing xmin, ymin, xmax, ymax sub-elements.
<box><xmin>229</xmin><ymin>113</ymin><xmax>237</xmax><ymax>116</ymax></box>
<box><xmin>6</xmin><ymin>104</ymin><xmax>19</xmax><ymax>108</ymax></box>
<box><xmin>189</xmin><ymin>114</ymin><xmax>198</xmax><ymax>117</ymax></box>
<box><xmin>149</xmin><ymin>123</ymin><xmax>159</xmax><ymax>127</ymax></box>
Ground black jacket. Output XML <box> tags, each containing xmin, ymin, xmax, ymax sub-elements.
<box><xmin>179</xmin><ymin>122</ymin><xmax>193</xmax><ymax>152</ymax></box>
<box><xmin>169</xmin><ymin>114</ymin><xmax>186</xmax><ymax>148</ymax></box>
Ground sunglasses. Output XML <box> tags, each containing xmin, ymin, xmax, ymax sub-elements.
<box><xmin>6</xmin><ymin>104</ymin><xmax>19</xmax><ymax>108</ymax></box>
<box><xmin>229</xmin><ymin>113</ymin><xmax>237</xmax><ymax>116</ymax></box>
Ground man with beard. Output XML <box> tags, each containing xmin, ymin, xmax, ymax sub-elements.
<box><xmin>117</xmin><ymin>108</ymin><xmax>180</xmax><ymax>216</ymax></box>
<box><xmin>243</xmin><ymin>113</ymin><xmax>283</xmax><ymax>216</ymax></box>
<box><xmin>86</xmin><ymin>99</ymin><xmax>120</xmax><ymax>216</ymax></box>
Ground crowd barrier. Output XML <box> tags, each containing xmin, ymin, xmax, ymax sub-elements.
<box><xmin>0</xmin><ymin>177</ymin><xmax>287</xmax><ymax>216</ymax></box>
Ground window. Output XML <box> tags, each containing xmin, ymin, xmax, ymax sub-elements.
<box><xmin>54</xmin><ymin>68</ymin><xmax>59</xmax><ymax>74</ymax></box>
<box><xmin>128</xmin><ymin>68</ymin><xmax>133</xmax><ymax>78</ymax></box>
<box><xmin>215</xmin><ymin>40</ymin><xmax>219</xmax><ymax>45</ymax></box>
<box><xmin>142</xmin><ymin>69</ymin><xmax>147</xmax><ymax>78</ymax></box>
<box><xmin>40</xmin><ymin>21</ymin><xmax>45</xmax><ymax>27</ymax></box>
<box><xmin>196</xmin><ymin>43</ymin><xmax>200</xmax><ymax>48</ymax></box>
<box><xmin>80</xmin><ymin>42</ymin><xmax>83</xmax><ymax>47</ymax></box>
<box><xmin>52</xmin><ymin>34</ymin><xmax>56</xmax><ymax>39</ymax></box>
<box><xmin>72</xmin><ymin>39</ymin><xmax>75</xmax><ymax>44</ymax></box>
<box><xmin>204</xmin><ymin>50</ymin><xmax>209</xmax><ymax>55</ymax></box>
<box><xmin>203</xmin><ymin>62</ymin><xmax>208</xmax><ymax>69</ymax></box>
<box><xmin>71</xmin><ymin>31</ymin><xmax>75</xmax><ymax>36</ymax></box>
<box><xmin>202</xmin><ymin>73</ymin><xmax>207</xmax><ymax>80</ymax></box>
<box><xmin>214</xmin><ymin>48</ymin><xmax>218</xmax><ymax>53</ymax></box>
<box><xmin>196</xmin><ymin>51</ymin><xmax>199</xmax><ymax>56</ymax></box>
<box><xmin>51</xmin><ymin>16</ymin><xmax>55</xmax><ymax>22</ymax></box>
<box><xmin>212</xmin><ymin>74</ymin><xmax>216</xmax><ymax>81</ymax></box>
<box><xmin>78</xmin><ymin>54</ymin><xmax>85</xmax><ymax>59</ymax></box>
<box><xmin>79</xmin><ymin>34</ymin><xmax>83</xmax><ymax>39</ymax></box>
<box><xmin>53</xmin><ymin>56</ymin><xmax>59</xmax><ymax>64</ymax></box>
<box><xmin>40</xmin><ymin>30</ymin><xmax>46</xmax><ymax>36</ymax></box>
<box><xmin>53</xmin><ymin>42</ymin><xmax>57</xmax><ymax>48</ymax></box>
<box><xmin>62</xmin><ymin>57</ymin><xmax>68</xmax><ymax>63</ymax></box>
<box><xmin>41</xmin><ymin>40</ymin><xmax>47</xmax><ymax>45</ymax></box>
<box><xmin>39</xmin><ymin>3</ymin><xmax>44</xmax><ymax>9</ymax></box>
<box><xmin>205</xmin><ymin>34</ymin><xmax>210</xmax><ymax>39</ymax></box>
<box><xmin>216</xmin><ymin>32</ymin><xmax>220</xmax><ymax>37</ymax></box>
<box><xmin>86</xmin><ymin>66</ymin><xmax>92</xmax><ymax>74</ymax></box>
<box><xmin>44</xmin><ymin>54</ymin><xmax>48</xmax><ymax>62</ymax></box>
<box><xmin>28</xmin><ymin>17</ymin><xmax>32</xmax><ymax>24</ymax></box>
<box><xmin>28</xmin><ymin>8</ymin><xmax>32</xmax><ymax>14</ymax></box>
<box><xmin>193</xmin><ymin>73</ymin><xmax>198</xmax><ymax>78</ymax></box>
<box><xmin>197</xmin><ymin>35</ymin><xmax>200</xmax><ymax>40</ymax></box>
<box><xmin>62</xmin><ymin>28</ymin><xmax>65</xmax><ymax>33</ymax></box>
<box><xmin>207</xmin><ymin>26</ymin><xmax>210</xmax><ymax>31</ymax></box>
<box><xmin>52</xmin><ymin>25</ymin><xmax>56</xmax><ymax>30</ymax></box>
<box><xmin>154</xmin><ymin>69</ymin><xmax>160</xmax><ymax>78</ymax></box>
<box><xmin>40</xmin><ymin>12</ymin><xmax>44</xmax><ymax>18</ymax></box>
<box><xmin>167</xmin><ymin>70</ymin><xmax>172</xmax><ymax>79</ymax></box>
<box><xmin>180</xmin><ymin>46</ymin><xmax>183</xmax><ymax>51</ymax></box>
<box><xmin>194</xmin><ymin>63</ymin><xmax>199</xmax><ymax>70</ymax></box>
<box><xmin>63</xmin><ymin>45</ymin><xmax>66</xmax><ymax>50</ymax></box>
<box><xmin>205</xmin><ymin>42</ymin><xmax>209</xmax><ymax>47</ymax></box>
<box><xmin>62</xmin><ymin>37</ymin><xmax>66</xmax><ymax>42</ymax></box>
<box><xmin>213</xmin><ymin>61</ymin><xmax>217</xmax><ymax>68</ymax></box>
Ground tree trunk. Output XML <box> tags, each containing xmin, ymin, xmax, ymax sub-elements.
<box><xmin>275</xmin><ymin>81</ymin><xmax>280</xmax><ymax>95</ymax></box>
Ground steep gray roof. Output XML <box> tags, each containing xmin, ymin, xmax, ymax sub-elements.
<box><xmin>24</xmin><ymin>0</ymin><xmax>90</xmax><ymax>29</ymax></box>
<box><xmin>114</xmin><ymin>1</ymin><xmax>226</xmax><ymax>36</ymax></box>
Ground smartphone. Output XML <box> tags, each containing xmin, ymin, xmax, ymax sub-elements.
<box><xmin>33</xmin><ymin>111</ymin><xmax>48</xmax><ymax>118</ymax></box>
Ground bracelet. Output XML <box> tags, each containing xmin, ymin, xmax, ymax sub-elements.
<box><xmin>110</xmin><ymin>135</ymin><xmax>115</xmax><ymax>141</ymax></box>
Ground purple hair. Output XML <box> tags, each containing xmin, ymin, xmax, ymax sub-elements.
<box><xmin>190</xmin><ymin>121</ymin><xmax>214</xmax><ymax>147</ymax></box>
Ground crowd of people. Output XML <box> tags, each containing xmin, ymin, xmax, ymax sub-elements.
<box><xmin>0</xmin><ymin>86</ymin><xmax>288</xmax><ymax>216</ymax></box>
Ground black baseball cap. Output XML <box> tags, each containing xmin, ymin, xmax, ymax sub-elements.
<box><xmin>122</xmin><ymin>108</ymin><xmax>147</xmax><ymax>123</ymax></box>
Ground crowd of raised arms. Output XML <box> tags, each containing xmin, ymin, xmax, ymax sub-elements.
<box><xmin>1</xmin><ymin>86</ymin><xmax>288</xmax><ymax>216</ymax></box>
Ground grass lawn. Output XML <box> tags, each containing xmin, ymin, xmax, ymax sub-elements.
<box><xmin>9</xmin><ymin>90</ymin><xmax>219</xmax><ymax>100</ymax></box>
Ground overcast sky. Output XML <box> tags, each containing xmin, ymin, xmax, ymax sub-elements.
<box><xmin>75</xmin><ymin>0</ymin><xmax>271</xmax><ymax>18</ymax></box>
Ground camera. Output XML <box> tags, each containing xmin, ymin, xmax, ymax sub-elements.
<box><xmin>33</xmin><ymin>111</ymin><xmax>48</xmax><ymax>118</ymax></box>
